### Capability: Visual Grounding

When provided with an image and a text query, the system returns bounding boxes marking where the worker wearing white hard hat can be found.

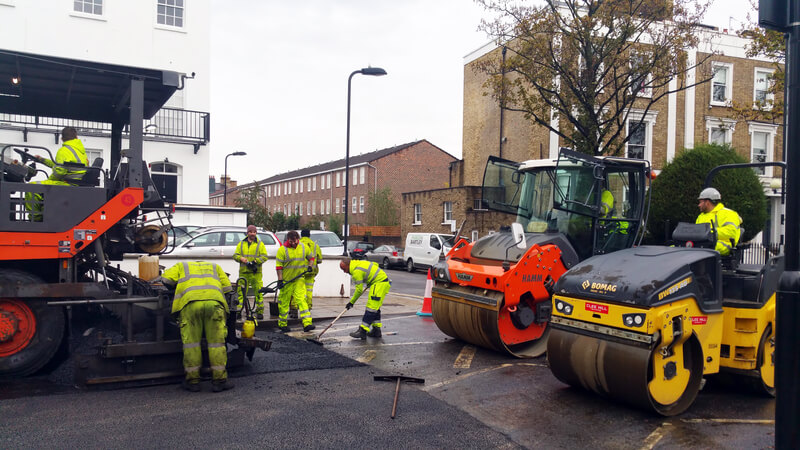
[696,187,742,256]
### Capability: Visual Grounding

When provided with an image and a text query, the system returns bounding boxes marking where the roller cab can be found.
[432,150,650,357]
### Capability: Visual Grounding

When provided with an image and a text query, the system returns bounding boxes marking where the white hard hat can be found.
[698,187,721,201]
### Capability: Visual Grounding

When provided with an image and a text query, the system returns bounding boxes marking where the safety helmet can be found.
[698,187,721,201]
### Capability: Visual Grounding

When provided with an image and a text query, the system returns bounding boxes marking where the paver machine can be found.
[0,50,267,383]
[546,163,782,415]
[430,149,650,357]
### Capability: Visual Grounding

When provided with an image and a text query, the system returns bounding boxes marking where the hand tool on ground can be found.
[373,375,425,419]
[306,306,349,346]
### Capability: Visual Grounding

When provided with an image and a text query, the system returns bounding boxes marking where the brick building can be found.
[216,140,457,240]
[402,26,785,245]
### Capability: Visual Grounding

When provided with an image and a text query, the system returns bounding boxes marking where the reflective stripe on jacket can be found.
[276,242,312,281]
[162,261,232,313]
[44,138,88,183]
[299,236,321,274]
[696,202,742,256]
[233,238,268,274]
[349,260,389,304]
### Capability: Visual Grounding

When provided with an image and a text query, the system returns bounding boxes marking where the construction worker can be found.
[696,187,742,256]
[233,225,268,319]
[275,230,315,333]
[340,258,391,339]
[299,229,322,310]
[160,261,234,393]
[24,126,89,221]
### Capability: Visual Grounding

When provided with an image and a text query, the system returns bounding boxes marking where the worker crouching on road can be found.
[340,258,391,339]
[276,230,315,333]
[160,261,234,393]
[696,187,742,256]
[233,225,268,319]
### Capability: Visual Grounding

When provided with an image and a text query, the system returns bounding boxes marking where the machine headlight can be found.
[432,262,451,282]
[622,313,646,328]
[555,299,573,315]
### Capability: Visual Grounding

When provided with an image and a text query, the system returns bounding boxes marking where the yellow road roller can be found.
[547,222,778,416]
[432,150,650,357]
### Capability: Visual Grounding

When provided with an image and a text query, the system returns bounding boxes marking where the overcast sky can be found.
[209,0,754,186]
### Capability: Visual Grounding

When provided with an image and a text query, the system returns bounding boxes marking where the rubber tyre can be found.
[381,258,390,270]
[0,270,65,378]
[406,259,415,273]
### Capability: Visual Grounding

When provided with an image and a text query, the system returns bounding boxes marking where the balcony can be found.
[0,107,210,152]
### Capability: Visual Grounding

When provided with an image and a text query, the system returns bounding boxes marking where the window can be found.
[754,68,775,109]
[342,198,347,213]
[705,117,737,145]
[157,0,184,28]
[268,185,272,197]
[326,199,331,215]
[749,122,778,177]
[150,161,181,203]
[326,174,331,189]
[313,177,317,191]
[336,172,340,187]
[307,201,311,215]
[413,204,422,225]
[352,169,357,186]
[307,178,311,191]
[296,180,301,193]
[471,230,479,242]
[630,53,651,97]
[443,201,453,223]
[352,197,357,213]
[625,109,657,161]
[190,232,222,247]
[359,196,365,213]
[360,167,366,184]
[473,199,486,211]
[287,182,291,195]
[711,62,733,106]
[74,0,102,15]
[335,198,340,214]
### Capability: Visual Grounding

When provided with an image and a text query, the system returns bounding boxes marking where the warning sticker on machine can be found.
[585,302,609,314]
[691,316,708,325]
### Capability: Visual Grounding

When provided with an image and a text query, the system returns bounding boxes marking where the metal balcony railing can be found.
[0,107,210,150]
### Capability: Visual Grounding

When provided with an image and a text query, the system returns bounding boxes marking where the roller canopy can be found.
[0,49,181,123]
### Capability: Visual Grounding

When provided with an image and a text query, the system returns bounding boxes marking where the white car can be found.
[276,230,344,256]
[170,227,281,258]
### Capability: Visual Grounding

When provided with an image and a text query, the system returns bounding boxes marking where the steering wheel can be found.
[13,148,36,163]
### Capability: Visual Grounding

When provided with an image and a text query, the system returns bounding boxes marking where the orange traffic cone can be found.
[417,268,433,316]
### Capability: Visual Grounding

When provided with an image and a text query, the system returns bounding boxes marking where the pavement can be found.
[238,292,428,330]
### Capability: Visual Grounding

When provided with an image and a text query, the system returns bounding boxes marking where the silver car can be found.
[170,227,281,258]
[365,245,405,270]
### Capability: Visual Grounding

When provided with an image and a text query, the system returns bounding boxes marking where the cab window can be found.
[430,235,441,250]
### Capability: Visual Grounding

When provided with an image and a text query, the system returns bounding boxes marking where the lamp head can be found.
[360,67,387,76]
[233,151,247,156]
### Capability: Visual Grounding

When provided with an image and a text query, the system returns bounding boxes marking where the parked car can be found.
[403,233,455,272]
[168,224,204,247]
[170,227,281,258]
[364,245,404,269]
[276,230,344,256]
[347,241,374,259]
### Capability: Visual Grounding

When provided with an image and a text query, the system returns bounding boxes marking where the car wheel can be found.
[406,259,415,273]
[381,258,390,270]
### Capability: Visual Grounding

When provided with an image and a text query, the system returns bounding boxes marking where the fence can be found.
[739,243,783,265]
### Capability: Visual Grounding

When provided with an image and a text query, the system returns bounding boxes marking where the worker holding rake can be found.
[340,258,391,339]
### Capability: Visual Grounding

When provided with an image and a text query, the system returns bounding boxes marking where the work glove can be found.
[276,280,284,289]
[246,261,258,273]
[345,302,353,310]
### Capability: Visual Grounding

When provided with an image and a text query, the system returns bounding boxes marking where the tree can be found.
[731,0,784,122]
[328,214,344,238]
[647,144,767,244]
[476,0,714,156]
[366,188,400,226]
[234,184,270,229]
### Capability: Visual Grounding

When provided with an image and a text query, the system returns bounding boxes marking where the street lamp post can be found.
[223,151,246,205]
[343,67,387,255]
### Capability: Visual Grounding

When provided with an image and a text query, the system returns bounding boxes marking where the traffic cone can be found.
[417,268,433,316]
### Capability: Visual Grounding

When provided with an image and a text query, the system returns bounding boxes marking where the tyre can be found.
[406,259,415,273]
[381,258,390,270]
[0,269,65,378]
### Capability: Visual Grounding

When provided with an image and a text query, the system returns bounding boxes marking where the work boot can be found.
[303,324,316,332]
[289,309,298,319]
[182,380,200,392]
[212,380,234,393]
[367,327,382,338]
[349,327,367,340]
[279,325,291,333]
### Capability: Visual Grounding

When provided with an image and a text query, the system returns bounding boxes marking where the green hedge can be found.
[647,144,767,244]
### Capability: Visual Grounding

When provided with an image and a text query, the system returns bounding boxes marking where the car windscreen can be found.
[312,233,342,247]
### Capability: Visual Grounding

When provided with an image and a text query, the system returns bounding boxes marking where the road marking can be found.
[453,345,476,369]
[357,350,377,363]
[640,423,671,450]
[422,362,545,392]
[681,418,775,425]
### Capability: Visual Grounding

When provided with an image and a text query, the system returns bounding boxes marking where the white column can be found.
[667,77,678,162]
[684,49,697,150]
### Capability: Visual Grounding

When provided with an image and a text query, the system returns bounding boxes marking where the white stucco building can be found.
[0,0,210,204]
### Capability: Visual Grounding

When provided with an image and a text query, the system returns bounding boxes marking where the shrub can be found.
[647,144,767,244]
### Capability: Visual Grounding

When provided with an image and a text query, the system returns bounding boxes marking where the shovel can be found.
[306,306,349,346]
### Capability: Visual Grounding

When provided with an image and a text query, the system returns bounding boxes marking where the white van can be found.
[404,233,455,272]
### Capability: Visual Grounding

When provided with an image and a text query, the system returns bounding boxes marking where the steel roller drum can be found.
[547,327,702,416]
[432,285,549,358]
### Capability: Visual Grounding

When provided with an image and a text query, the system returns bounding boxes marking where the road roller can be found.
[547,222,778,416]
[431,149,650,357]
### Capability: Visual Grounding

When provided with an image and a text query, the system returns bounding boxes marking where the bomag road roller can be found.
[430,149,651,357]
[0,50,268,384]
[547,218,780,416]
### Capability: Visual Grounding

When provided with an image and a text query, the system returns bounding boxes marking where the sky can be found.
[209,0,755,186]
